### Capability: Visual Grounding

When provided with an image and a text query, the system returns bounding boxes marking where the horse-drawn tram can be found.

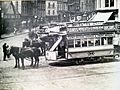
[45,21,120,63]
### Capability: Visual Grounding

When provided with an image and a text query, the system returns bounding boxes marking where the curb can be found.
[1,32,29,39]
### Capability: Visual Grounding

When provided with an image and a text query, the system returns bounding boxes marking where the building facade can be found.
[93,0,120,22]
[21,1,33,20]
[68,0,96,21]
[32,0,46,23]
[45,0,58,23]
[57,0,68,22]
[1,1,21,31]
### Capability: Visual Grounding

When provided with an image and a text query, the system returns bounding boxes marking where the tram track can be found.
[0,68,119,85]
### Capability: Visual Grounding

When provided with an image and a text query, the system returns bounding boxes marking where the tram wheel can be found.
[75,59,84,65]
[114,54,119,60]
[75,60,79,65]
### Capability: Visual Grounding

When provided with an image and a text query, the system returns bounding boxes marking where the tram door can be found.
[58,36,66,58]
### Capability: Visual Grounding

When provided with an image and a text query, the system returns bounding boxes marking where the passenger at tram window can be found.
[88,41,94,46]
[101,37,107,45]
[75,40,81,47]
[104,38,107,45]
[108,37,113,44]
[95,40,100,46]
[82,41,87,47]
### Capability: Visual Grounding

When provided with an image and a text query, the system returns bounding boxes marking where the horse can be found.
[22,39,45,56]
[8,46,42,69]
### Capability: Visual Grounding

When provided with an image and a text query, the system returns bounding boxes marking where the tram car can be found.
[45,21,120,63]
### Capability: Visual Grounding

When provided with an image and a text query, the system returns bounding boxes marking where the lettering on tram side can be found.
[67,26,104,33]
[67,34,114,40]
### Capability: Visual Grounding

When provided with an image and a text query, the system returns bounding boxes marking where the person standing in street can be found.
[2,43,9,61]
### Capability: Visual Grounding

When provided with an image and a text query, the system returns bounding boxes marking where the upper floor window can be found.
[53,3,55,8]
[105,0,114,7]
[48,10,50,15]
[110,0,114,7]
[48,2,50,8]
[105,0,109,7]
[53,10,55,15]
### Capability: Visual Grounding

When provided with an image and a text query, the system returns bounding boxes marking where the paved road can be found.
[0,34,120,90]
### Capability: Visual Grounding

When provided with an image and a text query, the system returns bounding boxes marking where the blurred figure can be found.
[13,27,18,34]
[22,38,31,48]
[2,43,9,61]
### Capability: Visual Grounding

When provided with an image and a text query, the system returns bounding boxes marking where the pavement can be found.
[1,29,29,39]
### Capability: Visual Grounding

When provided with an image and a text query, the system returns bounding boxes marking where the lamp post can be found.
[0,7,2,38]
[34,15,38,31]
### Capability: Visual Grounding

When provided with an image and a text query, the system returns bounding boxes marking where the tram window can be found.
[108,37,113,44]
[101,37,107,45]
[75,39,81,47]
[95,39,100,46]
[88,39,94,46]
[68,40,74,48]
[82,40,87,47]
[95,38,100,46]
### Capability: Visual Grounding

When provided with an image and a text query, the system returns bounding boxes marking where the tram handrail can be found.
[50,36,63,51]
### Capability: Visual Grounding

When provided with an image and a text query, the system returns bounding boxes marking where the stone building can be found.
[92,0,120,22]
[32,0,46,23]
[1,1,21,31]
[57,0,68,22]
[45,0,58,23]
[68,0,96,21]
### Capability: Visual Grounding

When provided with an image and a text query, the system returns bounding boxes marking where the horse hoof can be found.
[22,67,25,70]
[30,64,33,67]
[14,66,17,68]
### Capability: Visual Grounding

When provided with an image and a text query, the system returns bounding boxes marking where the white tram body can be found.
[46,21,120,61]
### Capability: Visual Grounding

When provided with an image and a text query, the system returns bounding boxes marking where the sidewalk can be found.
[1,29,29,39]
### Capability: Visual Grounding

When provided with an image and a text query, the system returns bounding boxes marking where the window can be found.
[75,39,81,47]
[53,3,55,8]
[105,0,109,7]
[48,10,50,15]
[105,0,114,7]
[110,0,114,7]
[88,39,94,46]
[101,37,107,45]
[48,2,50,8]
[68,40,74,48]
[95,38,100,46]
[108,37,113,44]
[53,10,55,15]
[82,39,87,47]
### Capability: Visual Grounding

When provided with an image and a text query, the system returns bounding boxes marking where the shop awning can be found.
[92,12,113,22]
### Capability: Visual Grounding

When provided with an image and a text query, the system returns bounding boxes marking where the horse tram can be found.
[45,21,120,64]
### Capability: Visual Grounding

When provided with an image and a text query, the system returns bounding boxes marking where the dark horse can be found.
[23,39,45,55]
[8,46,41,69]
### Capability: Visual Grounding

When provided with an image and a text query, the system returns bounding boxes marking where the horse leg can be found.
[36,57,39,68]
[34,57,39,68]
[30,57,33,66]
[34,57,37,68]
[21,58,25,70]
[14,57,18,68]
[18,58,20,68]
